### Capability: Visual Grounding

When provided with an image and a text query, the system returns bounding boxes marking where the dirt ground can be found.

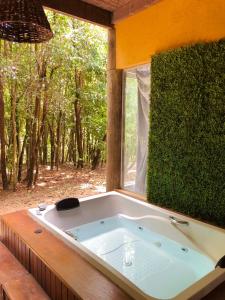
[0,165,106,215]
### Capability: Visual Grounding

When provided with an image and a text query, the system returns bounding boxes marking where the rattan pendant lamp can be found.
[0,0,53,43]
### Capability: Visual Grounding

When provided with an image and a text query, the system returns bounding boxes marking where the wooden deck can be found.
[0,210,131,300]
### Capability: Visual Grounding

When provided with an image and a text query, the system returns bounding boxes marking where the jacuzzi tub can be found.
[29,191,225,300]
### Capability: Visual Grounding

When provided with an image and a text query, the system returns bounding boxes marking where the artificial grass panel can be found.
[147,39,225,226]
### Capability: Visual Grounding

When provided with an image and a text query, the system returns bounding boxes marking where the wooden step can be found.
[3,274,50,300]
[0,242,49,300]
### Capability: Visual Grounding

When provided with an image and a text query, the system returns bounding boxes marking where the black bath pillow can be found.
[55,198,80,211]
[215,255,225,269]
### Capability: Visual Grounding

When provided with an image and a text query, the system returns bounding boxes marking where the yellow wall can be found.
[116,0,225,69]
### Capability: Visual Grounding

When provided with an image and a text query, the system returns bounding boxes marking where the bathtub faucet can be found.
[169,216,189,226]
[38,203,48,212]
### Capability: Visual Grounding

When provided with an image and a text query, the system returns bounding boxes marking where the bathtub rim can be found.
[28,191,225,300]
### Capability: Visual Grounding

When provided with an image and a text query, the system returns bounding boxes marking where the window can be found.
[122,64,150,195]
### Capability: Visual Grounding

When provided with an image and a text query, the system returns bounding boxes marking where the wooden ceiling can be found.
[41,0,160,27]
[83,0,160,22]
[83,0,131,12]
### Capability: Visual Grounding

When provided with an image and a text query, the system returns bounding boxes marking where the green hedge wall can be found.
[147,39,225,227]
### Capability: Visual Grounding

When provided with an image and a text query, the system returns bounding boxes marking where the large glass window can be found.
[122,65,150,195]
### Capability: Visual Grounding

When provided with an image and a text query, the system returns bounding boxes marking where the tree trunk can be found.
[29,44,49,186]
[0,74,8,190]
[91,148,101,170]
[16,98,20,163]
[24,118,31,182]
[18,134,27,182]
[49,120,55,171]
[74,69,83,169]
[61,115,66,164]
[11,82,17,191]
[34,89,48,184]
[27,94,41,188]
[55,111,62,171]
[42,127,48,165]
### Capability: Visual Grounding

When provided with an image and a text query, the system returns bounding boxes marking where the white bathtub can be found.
[29,191,225,300]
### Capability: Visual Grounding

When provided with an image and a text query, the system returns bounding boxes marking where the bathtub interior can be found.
[38,193,225,262]
[66,214,214,299]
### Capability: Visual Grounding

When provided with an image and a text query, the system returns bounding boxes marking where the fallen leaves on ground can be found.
[0,165,106,215]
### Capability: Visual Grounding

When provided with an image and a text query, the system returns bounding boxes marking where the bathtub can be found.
[29,191,225,300]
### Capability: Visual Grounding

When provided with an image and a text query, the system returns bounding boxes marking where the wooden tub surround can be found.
[0,210,131,300]
[1,209,225,300]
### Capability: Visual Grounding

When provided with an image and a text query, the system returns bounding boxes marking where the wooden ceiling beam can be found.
[113,0,161,23]
[41,0,112,28]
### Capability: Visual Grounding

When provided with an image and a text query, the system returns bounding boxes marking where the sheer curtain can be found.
[123,64,150,195]
[135,66,150,194]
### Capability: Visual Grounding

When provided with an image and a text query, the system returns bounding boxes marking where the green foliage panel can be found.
[147,39,225,226]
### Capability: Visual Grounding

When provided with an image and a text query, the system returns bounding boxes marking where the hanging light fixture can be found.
[0,0,53,43]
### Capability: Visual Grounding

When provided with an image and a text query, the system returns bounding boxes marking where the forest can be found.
[0,11,107,191]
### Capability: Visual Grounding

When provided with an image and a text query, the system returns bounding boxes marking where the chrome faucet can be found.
[36,203,48,215]
[169,216,189,226]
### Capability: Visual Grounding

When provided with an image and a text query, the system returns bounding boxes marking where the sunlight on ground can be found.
[50,180,57,184]
[37,182,47,187]
[79,183,106,193]
[80,183,91,189]
[95,185,106,193]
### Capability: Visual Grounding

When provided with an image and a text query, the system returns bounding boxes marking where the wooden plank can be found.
[68,290,76,300]
[0,285,3,300]
[2,290,9,300]
[50,272,56,300]
[106,28,123,191]
[14,233,19,261]
[25,243,30,270]
[3,274,50,300]
[113,0,161,23]
[202,281,225,300]
[37,258,43,286]
[1,211,131,300]
[20,241,26,268]
[82,0,129,12]
[45,266,51,298]
[61,284,68,300]
[41,0,112,28]
[56,277,62,300]
[41,262,46,291]
[30,252,38,281]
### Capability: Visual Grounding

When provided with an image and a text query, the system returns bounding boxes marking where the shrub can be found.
[147,39,225,226]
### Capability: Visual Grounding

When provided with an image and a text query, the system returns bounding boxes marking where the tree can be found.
[0,11,107,191]
[0,72,8,190]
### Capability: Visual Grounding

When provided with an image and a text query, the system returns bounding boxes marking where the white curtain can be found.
[135,65,151,194]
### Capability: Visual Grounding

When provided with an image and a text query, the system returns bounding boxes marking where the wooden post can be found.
[106,28,123,191]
